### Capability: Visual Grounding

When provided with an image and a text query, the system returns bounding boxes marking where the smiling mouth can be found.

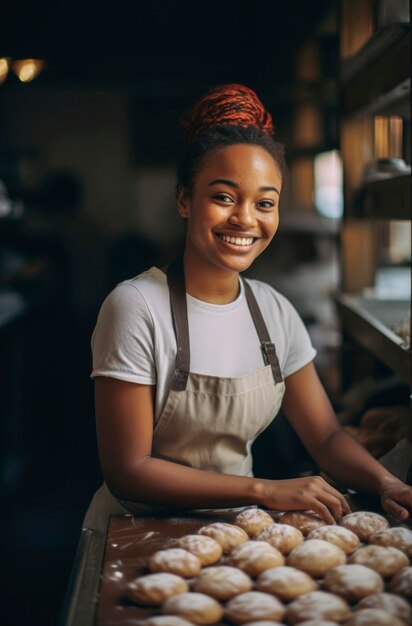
[216,233,257,246]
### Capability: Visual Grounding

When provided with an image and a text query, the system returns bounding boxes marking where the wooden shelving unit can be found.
[341,26,410,117]
[337,5,411,391]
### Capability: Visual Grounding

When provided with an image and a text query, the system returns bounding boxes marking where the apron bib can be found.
[83,258,285,533]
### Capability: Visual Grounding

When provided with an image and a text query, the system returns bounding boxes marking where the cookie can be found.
[390,566,412,600]
[176,534,222,566]
[192,565,252,600]
[286,590,350,624]
[162,592,223,626]
[356,592,412,624]
[225,591,285,624]
[340,511,389,542]
[256,523,304,554]
[227,540,284,577]
[234,508,274,537]
[344,608,405,625]
[148,548,201,577]
[278,510,326,535]
[198,522,249,552]
[348,545,409,578]
[256,565,317,601]
[307,525,360,554]
[286,539,346,578]
[127,572,188,605]
[322,564,383,602]
[370,526,412,559]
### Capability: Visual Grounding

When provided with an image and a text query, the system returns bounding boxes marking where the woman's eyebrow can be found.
[207,179,280,195]
[207,178,238,188]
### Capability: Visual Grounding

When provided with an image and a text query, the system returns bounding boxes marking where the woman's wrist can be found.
[249,477,271,508]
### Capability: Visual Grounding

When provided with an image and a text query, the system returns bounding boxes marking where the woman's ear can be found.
[177,186,190,219]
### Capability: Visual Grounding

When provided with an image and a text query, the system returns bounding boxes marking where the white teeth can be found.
[220,234,254,246]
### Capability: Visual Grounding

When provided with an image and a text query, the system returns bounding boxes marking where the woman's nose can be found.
[228,202,257,228]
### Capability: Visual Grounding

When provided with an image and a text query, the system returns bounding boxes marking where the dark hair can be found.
[177,124,286,192]
[176,84,287,198]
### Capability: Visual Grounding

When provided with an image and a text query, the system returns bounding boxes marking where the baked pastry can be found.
[143,617,196,626]
[340,511,389,542]
[278,510,326,535]
[162,592,223,626]
[307,525,360,554]
[192,565,252,600]
[286,590,350,624]
[389,566,412,600]
[286,539,346,578]
[370,526,412,559]
[356,592,412,624]
[344,608,405,625]
[148,548,202,577]
[127,572,188,605]
[227,540,284,577]
[322,564,383,602]
[198,522,249,552]
[176,534,222,566]
[256,523,304,554]
[224,591,285,624]
[348,545,409,578]
[256,565,317,601]
[234,508,274,537]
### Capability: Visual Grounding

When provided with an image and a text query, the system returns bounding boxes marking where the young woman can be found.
[83,84,412,534]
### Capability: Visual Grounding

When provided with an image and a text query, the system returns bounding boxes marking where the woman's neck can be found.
[182,251,240,304]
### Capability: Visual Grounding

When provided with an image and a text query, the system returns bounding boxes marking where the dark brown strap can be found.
[242,278,283,384]
[167,256,283,390]
[167,256,190,391]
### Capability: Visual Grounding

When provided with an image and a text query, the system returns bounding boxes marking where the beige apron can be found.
[83,257,285,534]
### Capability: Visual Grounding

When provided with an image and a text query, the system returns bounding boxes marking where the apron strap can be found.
[167,256,190,391]
[242,278,284,384]
[167,256,283,389]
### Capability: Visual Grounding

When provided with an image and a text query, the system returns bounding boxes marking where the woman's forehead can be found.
[197,144,282,185]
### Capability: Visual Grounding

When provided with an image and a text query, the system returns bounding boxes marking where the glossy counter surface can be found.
[61,495,411,626]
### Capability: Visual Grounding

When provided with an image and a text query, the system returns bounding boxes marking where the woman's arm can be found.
[95,376,348,522]
[282,361,412,521]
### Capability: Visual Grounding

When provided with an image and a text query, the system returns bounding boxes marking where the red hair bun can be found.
[180,83,275,143]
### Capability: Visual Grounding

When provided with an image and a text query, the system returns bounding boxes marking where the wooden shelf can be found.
[341,26,410,117]
[336,294,410,384]
[355,173,411,220]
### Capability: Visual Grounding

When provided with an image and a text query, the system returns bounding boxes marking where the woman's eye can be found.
[214,193,233,203]
[257,200,276,210]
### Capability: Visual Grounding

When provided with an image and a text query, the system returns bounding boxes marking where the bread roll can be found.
[256,523,303,554]
[348,545,409,578]
[286,539,346,578]
[322,564,383,602]
[340,511,389,542]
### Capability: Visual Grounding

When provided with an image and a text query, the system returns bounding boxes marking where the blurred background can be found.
[0,1,410,624]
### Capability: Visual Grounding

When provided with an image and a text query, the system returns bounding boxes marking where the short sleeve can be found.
[281,297,317,378]
[90,283,156,384]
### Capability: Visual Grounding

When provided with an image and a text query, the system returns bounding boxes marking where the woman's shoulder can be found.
[99,266,168,317]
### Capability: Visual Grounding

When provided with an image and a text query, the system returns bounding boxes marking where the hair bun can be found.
[180,83,275,143]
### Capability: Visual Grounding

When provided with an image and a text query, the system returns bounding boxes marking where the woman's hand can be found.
[258,475,351,524]
[379,476,412,522]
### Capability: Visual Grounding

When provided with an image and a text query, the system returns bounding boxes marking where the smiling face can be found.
[178,143,282,276]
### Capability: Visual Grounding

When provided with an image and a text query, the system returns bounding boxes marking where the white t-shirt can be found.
[91,266,316,422]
